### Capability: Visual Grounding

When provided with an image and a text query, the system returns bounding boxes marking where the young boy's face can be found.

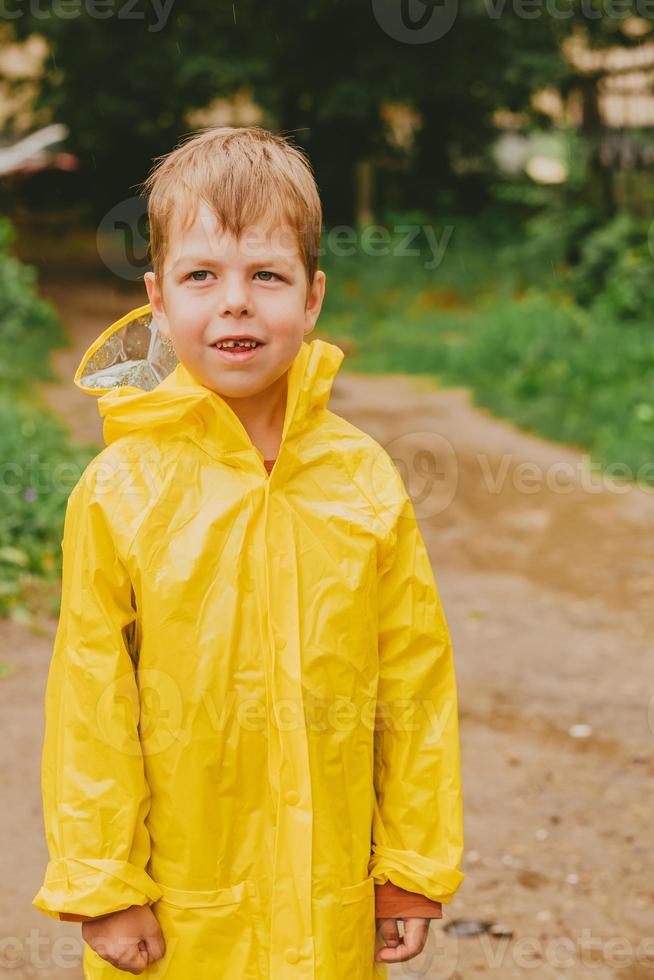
[144,200,325,401]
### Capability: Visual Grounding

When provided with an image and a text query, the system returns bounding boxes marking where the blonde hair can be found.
[138,126,322,295]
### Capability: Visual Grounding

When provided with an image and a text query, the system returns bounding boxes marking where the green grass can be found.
[319,222,654,487]
[0,216,97,621]
[0,395,97,621]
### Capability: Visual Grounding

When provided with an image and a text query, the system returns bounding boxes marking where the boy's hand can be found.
[81,904,165,975]
[375,916,430,963]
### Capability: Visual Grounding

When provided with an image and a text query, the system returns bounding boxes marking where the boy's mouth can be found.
[211,336,265,363]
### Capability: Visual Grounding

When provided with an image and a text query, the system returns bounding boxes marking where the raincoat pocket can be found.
[157,880,253,909]
[340,875,375,907]
[337,876,378,977]
[82,880,265,979]
[153,879,265,979]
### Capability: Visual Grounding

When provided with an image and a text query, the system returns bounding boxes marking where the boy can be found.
[33,126,464,978]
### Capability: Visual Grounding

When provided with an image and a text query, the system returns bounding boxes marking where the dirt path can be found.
[3,282,653,979]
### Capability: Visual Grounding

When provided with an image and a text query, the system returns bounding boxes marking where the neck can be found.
[220,369,289,460]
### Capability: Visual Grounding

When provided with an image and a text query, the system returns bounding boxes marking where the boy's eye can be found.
[186,270,282,282]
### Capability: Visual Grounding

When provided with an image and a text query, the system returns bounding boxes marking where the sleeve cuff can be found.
[32,857,162,921]
[374,881,443,919]
[369,844,465,904]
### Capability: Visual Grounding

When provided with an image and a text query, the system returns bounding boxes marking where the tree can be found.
[5,0,598,223]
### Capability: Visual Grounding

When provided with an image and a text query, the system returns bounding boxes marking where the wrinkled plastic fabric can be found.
[33,303,465,979]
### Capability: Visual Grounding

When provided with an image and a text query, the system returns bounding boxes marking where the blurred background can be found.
[1,3,653,978]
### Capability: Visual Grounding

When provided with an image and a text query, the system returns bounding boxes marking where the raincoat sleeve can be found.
[369,481,465,905]
[32,461,162,922]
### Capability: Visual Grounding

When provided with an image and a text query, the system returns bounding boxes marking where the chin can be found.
[206,376,268,399]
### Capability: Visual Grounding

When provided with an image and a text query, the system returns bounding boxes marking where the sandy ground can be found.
[2,281,653,979]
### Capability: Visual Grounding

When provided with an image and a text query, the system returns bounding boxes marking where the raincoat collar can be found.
[74,303,345,467]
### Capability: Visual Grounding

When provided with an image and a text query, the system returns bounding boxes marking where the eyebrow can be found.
[173,254,296,271]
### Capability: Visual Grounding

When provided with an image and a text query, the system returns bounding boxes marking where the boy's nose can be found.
[217,274,253,317]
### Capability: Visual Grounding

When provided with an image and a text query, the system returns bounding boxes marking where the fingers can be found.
[375,916,430,963]
[87,927,166,974]
[120,944,150,975]
[87,936,150,974]
[377,917,401,947]
[142,923,167,963]
[82,906,167,973]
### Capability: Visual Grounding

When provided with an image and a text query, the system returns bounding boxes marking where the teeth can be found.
[216,340,259,349]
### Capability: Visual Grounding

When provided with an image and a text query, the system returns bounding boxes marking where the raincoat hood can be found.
[74,302,345,457]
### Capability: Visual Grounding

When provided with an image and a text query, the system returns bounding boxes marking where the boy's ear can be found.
[303,270,326,336]
[144,270,172,340]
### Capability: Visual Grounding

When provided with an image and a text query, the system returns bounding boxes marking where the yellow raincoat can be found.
[33,304,464,978]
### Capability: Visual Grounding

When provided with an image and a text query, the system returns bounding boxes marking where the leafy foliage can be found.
[319,214,654,485]
[0,399,93,619]
[570,215,654,321]
[0,218,95,619]
[0,217,69,389]
[6,0,564,222]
